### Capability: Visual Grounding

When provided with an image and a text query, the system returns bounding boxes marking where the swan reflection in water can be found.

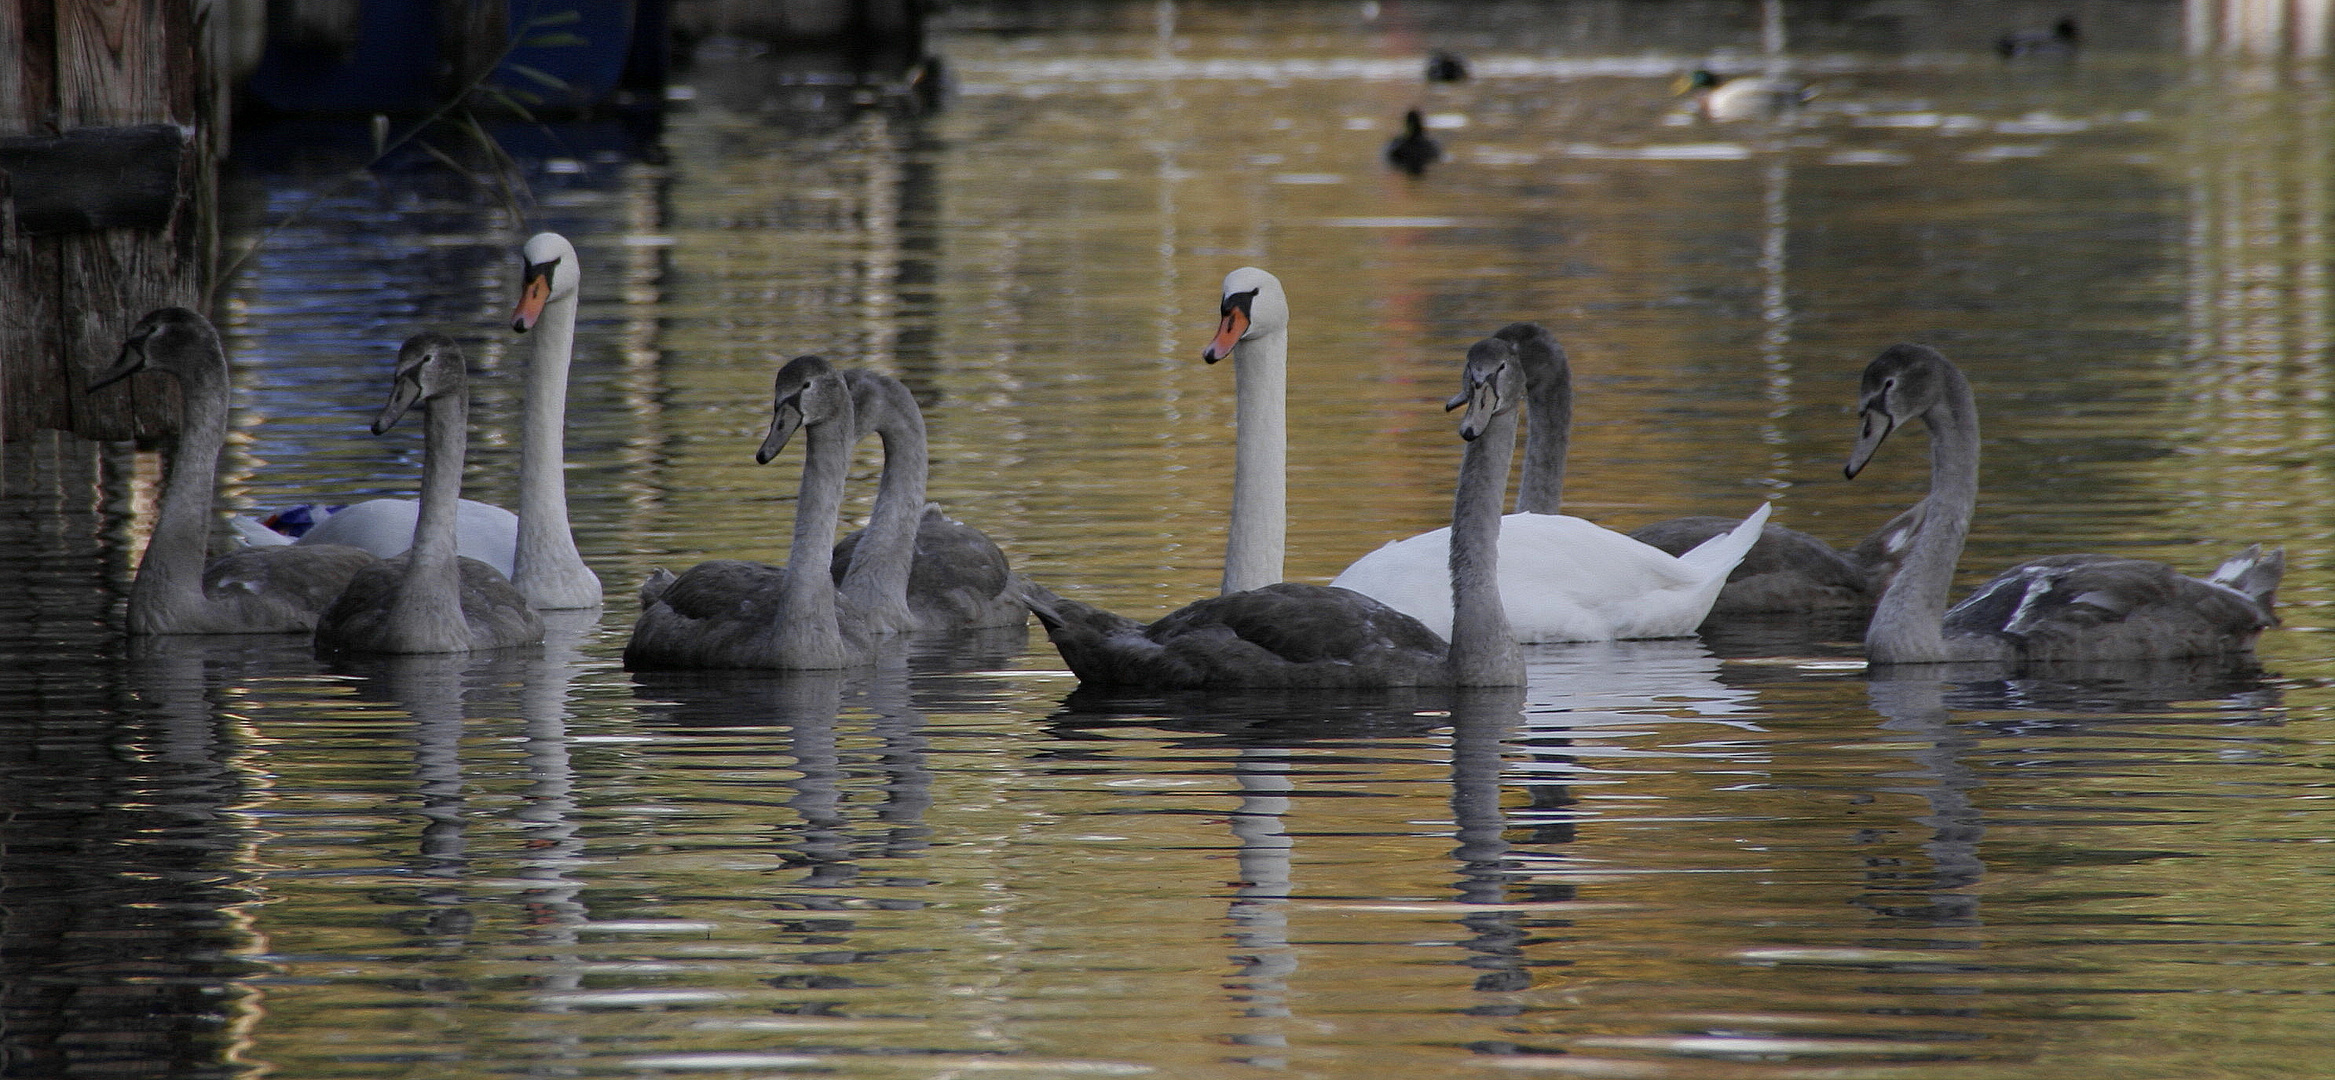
[22,637,315,1079]
[1855,658,2281,926]
[625,641,1010,1011]
[1045,677,1590,1057]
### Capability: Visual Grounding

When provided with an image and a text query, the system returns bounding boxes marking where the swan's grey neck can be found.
[134,348,231,629]
[1448,406,1524,686]
[777,404,854,664]
[512,286,599,608]
[391,376,473,651]
[839,372,927,631]
[1223,324,1287,595]
[1513,343,1573,516]
[1865,370,1991,664]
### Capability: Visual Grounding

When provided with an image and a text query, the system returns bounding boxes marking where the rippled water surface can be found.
[7,2,2335,1077]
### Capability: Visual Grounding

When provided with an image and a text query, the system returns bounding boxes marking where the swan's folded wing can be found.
[651,560,790,622]
[1155,583,1444,662]
[1945,554,2276,659]
[207,543,379,614]
[625,560,799,670]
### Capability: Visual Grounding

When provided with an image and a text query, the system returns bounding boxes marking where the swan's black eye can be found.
[1221,288,1258,317]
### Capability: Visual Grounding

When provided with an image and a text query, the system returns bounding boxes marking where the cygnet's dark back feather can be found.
[206,544,383,618]
[1028,582,1453,690]
[831,505,1027,631]
[1942,550,2279,662]
[317,554,542,653]
[1630,511,1918,615]
[624,558,875,670]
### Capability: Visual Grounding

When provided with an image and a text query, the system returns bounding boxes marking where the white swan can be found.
[296,232,602,610]
[1026,334,1525,690]
[622,356,881,671]
[316,335,543,654]
[1203,267,1289,595]
[1846,343,2282,664]
[1331,322,1769,642]
[87,309,381,635]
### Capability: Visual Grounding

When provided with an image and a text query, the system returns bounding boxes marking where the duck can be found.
[1330,321,1771,642]
[1425,51,1469,83]
[1998,18,2080,58]
[85,308,382,635]
[1675,69,1814,122]
[1386,109,1443,175]
[314,334,544,654]
[623,356,884,671]
[295,232,602,610]
[1024,333,1527,690]
[761,365,1029,633]
[1844,343,2281,665]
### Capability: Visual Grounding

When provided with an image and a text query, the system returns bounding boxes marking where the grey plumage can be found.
[1495,318,1909,615]
[1027,333,1525,690]
[1846,343,2281,665]
[1935,549,2281,663]
[315,334,543,654]
[624,356,877,671]
[319,552,544,654]
[763,366,1029,634]
[832,504,1024,631]
[1629,509,1919,614]
[87,308,380,635]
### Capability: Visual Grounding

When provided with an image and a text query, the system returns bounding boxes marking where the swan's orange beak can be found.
[1202,306,1248,363]
[512,263,554,333]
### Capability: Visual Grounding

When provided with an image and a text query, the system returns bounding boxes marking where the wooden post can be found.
[1,0,221,444]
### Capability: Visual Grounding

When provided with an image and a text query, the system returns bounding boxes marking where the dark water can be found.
[7,2,2335,1077]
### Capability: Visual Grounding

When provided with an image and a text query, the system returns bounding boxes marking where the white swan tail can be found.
[1674,501,1773,579]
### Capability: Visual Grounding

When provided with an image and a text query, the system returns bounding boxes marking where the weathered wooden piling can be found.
[1,0,222,443]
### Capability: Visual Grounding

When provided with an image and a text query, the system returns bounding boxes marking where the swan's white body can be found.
[295,499,519,575]
[1330,320,1770,642]
[1332,504,1770,642]
[293,232,601,609]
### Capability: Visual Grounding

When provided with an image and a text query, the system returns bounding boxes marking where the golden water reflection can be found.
[9,4,2335,1079]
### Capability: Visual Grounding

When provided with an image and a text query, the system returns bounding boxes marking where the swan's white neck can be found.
[1222,324,1287,595]
[512,286,601,609]
[1865,374,1991,664]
